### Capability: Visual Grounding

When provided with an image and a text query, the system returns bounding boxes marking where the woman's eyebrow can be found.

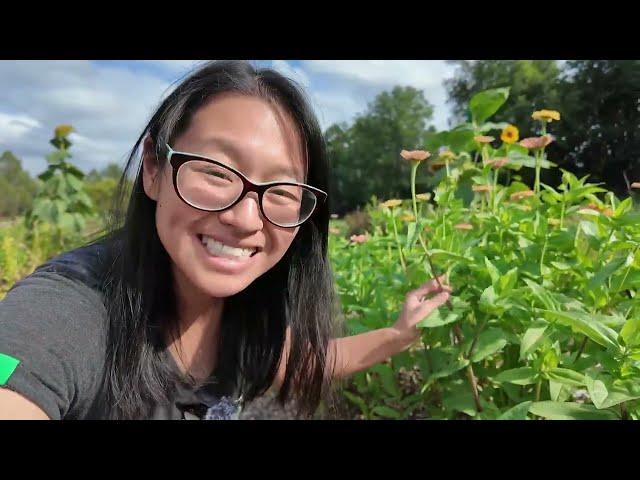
[201,136,303,182]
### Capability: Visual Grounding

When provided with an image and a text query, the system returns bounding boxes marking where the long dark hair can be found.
[99,60,341,419]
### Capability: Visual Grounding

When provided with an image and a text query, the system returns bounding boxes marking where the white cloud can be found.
[0,60,173,175]
[299,60,456,131]
[0,112,41,144]
[0,60,457,177]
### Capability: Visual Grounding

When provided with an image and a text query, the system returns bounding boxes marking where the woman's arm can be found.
[272,275,452,389]
[0,389,50,420]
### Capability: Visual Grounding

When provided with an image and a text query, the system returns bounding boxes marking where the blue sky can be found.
[0,60,457,176]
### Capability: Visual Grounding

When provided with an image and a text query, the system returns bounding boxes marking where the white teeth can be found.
[201,235,255,258]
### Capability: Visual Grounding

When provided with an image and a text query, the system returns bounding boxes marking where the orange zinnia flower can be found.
[474,135,494,144]
[400,150,431,162]
[519,134,555,150]
[380,199,403,209]
[510,190,535,201]
[350,233,369,244]
[487,157,509,169]
[453,223,473,231]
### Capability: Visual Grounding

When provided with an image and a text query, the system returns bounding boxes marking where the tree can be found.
[554,60,640,197]
[326,86,435,213]
[445,60,562,136]
[0,151,38,218]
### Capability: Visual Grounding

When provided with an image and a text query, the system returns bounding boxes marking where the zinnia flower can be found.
[380,199,403,209]
[350,233,369,244]
[472,184,494,192]
[500,125,519,144]
[453,223,473,231]
[400,150,431,162]
[416,193,431,202]
[474,135,494,144]
[487,157,509,168]
[519,134,555,150]
[532,110,561,122]
[399,213,416,222]
[510,190,535,201]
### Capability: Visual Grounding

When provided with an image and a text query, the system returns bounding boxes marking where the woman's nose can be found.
[217,191,264,232]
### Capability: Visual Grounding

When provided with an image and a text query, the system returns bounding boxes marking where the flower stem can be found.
[391,213,407,272]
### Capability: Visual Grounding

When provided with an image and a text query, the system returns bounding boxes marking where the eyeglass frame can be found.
[164,143,327,228]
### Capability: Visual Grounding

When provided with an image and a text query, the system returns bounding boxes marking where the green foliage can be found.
[25,125,95,241]
[330,87,640,420]
[0,151,38,218]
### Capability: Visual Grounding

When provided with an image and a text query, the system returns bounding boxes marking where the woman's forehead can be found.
[182,94,307,181]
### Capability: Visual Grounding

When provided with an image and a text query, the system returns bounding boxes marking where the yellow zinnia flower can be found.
[500,125,519,144]
[399,213,416,222]
[416,193,432,202]
[532,110,561,122]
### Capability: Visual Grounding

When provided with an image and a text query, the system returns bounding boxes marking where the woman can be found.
[0,60,452,420]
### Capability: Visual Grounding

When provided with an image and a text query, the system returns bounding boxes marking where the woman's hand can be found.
[391,274,453,346]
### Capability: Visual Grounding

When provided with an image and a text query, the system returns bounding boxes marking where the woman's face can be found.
[143,93,306,300]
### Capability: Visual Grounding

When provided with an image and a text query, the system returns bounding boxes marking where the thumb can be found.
[416,291,451,317]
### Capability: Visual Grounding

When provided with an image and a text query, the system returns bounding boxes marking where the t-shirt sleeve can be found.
[0,271,108,420]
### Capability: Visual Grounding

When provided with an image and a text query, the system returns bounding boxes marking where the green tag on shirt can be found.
[0,353,20,385]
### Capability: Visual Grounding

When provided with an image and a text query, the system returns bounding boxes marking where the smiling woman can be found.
[0,60,450,420]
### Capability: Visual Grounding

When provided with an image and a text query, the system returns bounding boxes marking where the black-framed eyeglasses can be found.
[166,144,327,228]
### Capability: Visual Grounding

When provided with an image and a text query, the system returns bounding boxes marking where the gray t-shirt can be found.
[0,243,243,420]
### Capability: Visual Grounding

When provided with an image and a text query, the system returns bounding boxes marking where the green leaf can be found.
[523,279,557,311]
[497,401,532,420]
[545,368,586,387]
[417,308,460,328]
[478,121,510,133]
[470,328,507,363]
[542,310,619,351]
[405,221,418,250]
[549,380,570,402]
[342,391,368,415]
[370,364,400,397]
[529,401,618,420]
[479,285,498,313]
[428,358,470,381]
[621,317,640,348]
[499,267,518,294]
[469,87,510,124]
[585,375,640,409]
[494,367,538,385]
[520,322,548,360]
[588,257,626,290]
[371,406,401,419]
[484,257,501,285]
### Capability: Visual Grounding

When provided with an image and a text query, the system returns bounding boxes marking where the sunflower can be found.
[54,124,74,138]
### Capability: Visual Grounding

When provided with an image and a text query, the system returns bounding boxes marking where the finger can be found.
[415,291,451,315]
[409,275,450,299]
